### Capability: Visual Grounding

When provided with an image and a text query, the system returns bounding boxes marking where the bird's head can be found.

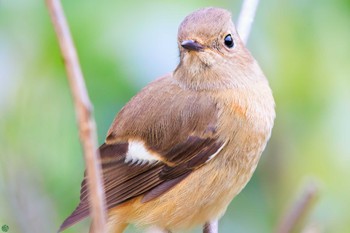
[174,7,262,90]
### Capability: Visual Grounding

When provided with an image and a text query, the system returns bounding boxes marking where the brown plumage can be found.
[59,7,275,233]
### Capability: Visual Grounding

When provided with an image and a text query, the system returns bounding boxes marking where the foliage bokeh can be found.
[1,0,349,232]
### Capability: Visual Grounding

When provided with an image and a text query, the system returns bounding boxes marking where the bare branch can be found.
[203,220,219,233]
[45,0,107,232]
[276,182,319,233]
[237,0,260,44]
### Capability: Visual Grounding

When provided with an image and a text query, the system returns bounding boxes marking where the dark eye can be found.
[224,34,234,48]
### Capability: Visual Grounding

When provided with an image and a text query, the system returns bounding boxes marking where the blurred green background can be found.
[1,0,349,232]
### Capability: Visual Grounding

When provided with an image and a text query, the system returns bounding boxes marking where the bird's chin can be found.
[180,54,207,76]
[183,50,217,69]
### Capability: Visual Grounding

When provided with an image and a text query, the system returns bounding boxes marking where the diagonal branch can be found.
[237,0,261,44]
[276,182,319,233]
[45,0,107,232]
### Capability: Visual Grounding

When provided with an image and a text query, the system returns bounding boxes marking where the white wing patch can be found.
[206,141,227,163]
[125,141,159,165]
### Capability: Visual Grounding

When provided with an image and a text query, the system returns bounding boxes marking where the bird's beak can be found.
[181,40,204,51]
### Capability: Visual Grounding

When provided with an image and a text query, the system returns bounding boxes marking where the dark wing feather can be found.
[143,137,224,201]
[159,137,222,180]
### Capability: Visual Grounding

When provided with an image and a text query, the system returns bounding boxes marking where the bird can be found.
[59,7,275,233]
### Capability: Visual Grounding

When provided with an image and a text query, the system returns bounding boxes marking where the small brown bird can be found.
[59,7,275,233]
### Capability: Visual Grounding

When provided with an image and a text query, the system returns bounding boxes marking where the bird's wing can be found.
[59,77,226,231]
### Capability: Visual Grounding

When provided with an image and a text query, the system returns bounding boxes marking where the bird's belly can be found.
[115,147,262,231]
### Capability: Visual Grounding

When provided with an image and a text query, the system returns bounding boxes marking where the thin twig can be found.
[45,0,107,232]
[276,182,319,233]
[203,220,219,233]
[237,0,260,44]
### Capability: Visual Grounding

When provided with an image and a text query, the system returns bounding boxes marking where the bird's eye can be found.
[224,34,234,48]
